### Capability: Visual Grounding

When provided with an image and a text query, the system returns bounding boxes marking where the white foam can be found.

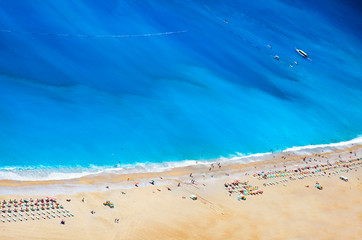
[0,136,361,181]
[283,136,362,154]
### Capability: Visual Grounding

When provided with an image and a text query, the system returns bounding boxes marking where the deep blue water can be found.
[0,0,361,170]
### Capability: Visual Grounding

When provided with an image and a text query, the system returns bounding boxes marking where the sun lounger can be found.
[1,219,5,223]
[31,216,35,220]
[18,218,22,221]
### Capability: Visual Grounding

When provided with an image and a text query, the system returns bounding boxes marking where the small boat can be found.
[296,48,308,58]
[273,55,280,60]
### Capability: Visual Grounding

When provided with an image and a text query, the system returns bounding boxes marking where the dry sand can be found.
[0,146,361,240]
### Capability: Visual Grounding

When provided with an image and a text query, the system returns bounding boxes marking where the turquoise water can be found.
[0,0,361,178]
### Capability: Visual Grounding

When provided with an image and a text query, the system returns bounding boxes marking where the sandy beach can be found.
[1,146,361,240]
[1,1,361,239]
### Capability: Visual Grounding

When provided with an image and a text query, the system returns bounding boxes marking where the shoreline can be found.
[0,144,361,239]
[1,136,361,183]
[1,142,361,193]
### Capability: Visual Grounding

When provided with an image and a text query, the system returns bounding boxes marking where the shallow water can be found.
[0,1,361,175]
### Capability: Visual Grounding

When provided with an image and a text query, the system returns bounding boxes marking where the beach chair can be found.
[24,217,27,221]
[1,219,5,223]
[7,218,10,222]
[36,216,40,220]
[18,218,22,221]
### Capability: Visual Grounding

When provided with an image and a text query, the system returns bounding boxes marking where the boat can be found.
[296,48,308,58]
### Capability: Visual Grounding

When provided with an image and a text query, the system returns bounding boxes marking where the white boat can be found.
[296,48,308,58]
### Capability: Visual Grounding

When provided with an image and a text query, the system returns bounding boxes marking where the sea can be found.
[0,0,361,181]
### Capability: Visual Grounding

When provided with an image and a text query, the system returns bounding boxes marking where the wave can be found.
[0,136,361,182]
